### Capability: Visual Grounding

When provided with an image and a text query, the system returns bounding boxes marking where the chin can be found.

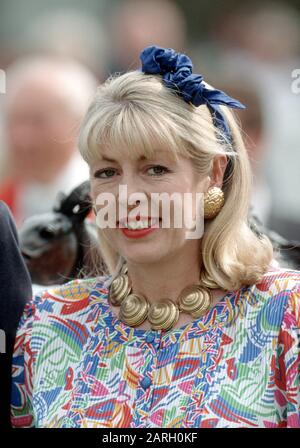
[120,247,164,266]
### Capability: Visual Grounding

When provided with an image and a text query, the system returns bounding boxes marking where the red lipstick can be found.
[118,216,160,239]
[120,227,158,238]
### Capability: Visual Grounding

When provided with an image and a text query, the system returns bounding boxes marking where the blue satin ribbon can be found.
[140,45,246,143]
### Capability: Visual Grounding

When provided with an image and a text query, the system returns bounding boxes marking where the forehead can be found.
[7,81,67,114]
[81,96,192,165]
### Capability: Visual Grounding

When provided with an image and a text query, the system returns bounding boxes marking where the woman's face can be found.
[90,147,210,265]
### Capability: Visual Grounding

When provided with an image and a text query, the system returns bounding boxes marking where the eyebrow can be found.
[100,155,147,163]
[99,150,176,163]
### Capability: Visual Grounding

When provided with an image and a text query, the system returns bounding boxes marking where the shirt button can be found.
[145,333,155,343]
[140,377,152,390]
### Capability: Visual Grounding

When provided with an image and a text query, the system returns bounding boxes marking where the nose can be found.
[118,172,148,214]
[119,169,145,196]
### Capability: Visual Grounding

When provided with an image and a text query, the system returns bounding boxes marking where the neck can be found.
[125,241,203,304]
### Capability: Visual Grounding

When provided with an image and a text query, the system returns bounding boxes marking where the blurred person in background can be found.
[0,56,98,226]
[205,1,300,240]
[107,0,187,72]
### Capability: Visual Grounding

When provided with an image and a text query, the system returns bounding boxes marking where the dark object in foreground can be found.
[0,201,32,428]
[248,212,300,270]
[19,181,105,285]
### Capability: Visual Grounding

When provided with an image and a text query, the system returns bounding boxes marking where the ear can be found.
[209,154,228,188]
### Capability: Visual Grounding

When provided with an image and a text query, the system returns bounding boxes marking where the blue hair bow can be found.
[140,45,246,143]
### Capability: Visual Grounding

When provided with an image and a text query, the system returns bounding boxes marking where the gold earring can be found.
[92,205,97,215]
[204,187,225,219]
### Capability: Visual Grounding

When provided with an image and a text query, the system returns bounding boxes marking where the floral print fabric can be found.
[11,268,300,428]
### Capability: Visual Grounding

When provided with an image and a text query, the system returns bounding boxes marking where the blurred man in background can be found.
[0,56,98,226]
[205,1,300,240]
[107,0,187,72]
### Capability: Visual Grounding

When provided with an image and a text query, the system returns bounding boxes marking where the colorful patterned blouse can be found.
[11,268,300,428]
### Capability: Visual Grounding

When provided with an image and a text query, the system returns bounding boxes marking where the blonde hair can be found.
[78,71,273,291]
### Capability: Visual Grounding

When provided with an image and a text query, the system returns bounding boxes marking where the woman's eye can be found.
[147,165,170,176]
[94,168,116,179]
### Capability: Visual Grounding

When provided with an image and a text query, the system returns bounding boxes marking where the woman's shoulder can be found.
[29,275,112,318]
[247,266,300,325]
[254,266,300,294]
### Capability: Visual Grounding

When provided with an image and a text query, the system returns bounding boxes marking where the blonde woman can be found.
[11,46,300,428]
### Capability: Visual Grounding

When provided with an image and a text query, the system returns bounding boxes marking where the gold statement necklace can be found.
[108,265,218,331]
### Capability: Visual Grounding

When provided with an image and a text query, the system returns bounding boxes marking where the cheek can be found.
[91,187,117,221]
[90,184,97,203]
[90,182,105,203]
[90,178,115,195]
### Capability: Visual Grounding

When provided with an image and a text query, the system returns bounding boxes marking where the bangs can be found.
[78,100,190,164]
